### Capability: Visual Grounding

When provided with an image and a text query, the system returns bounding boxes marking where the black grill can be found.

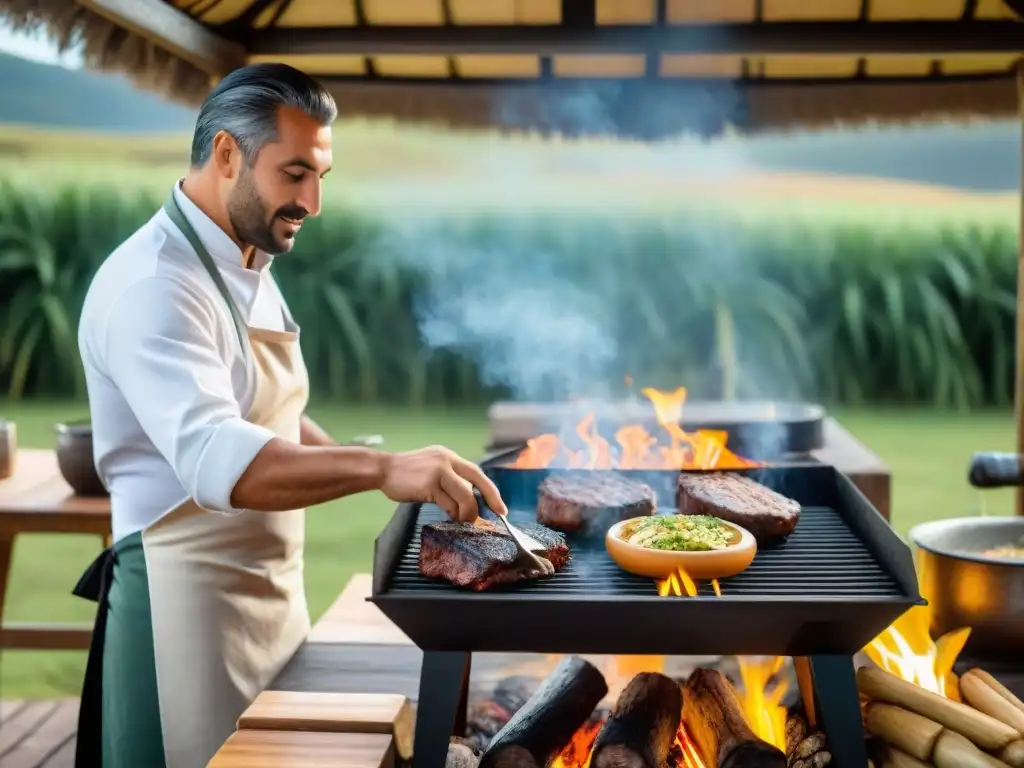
[387,504,904,599]
[371,459,921,768]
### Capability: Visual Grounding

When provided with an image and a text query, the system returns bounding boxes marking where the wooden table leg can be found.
[0,534,14,627]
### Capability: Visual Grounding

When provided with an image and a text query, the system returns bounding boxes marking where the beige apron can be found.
[143,318,310,767]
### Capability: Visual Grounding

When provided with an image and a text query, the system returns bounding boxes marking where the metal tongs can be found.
[473,489,555,576]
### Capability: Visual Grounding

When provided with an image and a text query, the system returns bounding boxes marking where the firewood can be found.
[863,701,1011,768]
[479,655,607,768]
[682,668,787,768]
[590,672,683,768]
[447,742,481,768]
[961,671,1024,734]
[785,708,832,768]
[880,745,932,768]
[857,666,1019,752]
[1001,741,1024,768]
[968,670,1024,718]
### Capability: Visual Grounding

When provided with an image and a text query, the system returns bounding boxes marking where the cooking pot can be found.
[0,419,15,479]
[910,516,1024,660]
[55,420,108,497]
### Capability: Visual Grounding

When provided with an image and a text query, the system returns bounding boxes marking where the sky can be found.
[0,19,82,67]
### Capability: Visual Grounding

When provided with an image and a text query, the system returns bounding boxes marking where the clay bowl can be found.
[0,419,15,480]
[55,420,108,497]
[605,515,757,581]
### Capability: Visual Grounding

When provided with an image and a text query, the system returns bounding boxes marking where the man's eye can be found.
[284,171,303,182]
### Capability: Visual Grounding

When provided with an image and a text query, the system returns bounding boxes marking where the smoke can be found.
[363,78,763,405]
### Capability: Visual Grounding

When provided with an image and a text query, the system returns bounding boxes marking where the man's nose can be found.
[297,179,322,217]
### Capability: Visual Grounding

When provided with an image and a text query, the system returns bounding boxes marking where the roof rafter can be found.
[77,0,245,74]
[243,20,1024,58]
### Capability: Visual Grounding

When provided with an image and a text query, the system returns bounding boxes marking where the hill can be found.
[0,51,1020,192]
[0,51,196,132]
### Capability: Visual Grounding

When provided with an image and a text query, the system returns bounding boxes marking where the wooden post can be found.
[1018,62,1024,516]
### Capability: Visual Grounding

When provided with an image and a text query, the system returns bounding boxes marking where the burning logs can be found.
[589,672,682,768]
[682,668,787,768]
[479,655,608,768]
[858,665,1024,768]
[785,707,833,768]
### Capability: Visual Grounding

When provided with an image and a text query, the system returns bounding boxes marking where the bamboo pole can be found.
[1017,61,1024,516]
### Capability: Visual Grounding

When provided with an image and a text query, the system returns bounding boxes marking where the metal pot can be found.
[55,420,108,497]
[0,419,15,479]
[910,516,1024,660]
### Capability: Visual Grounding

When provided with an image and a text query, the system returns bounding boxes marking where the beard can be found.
[226,166,306,256]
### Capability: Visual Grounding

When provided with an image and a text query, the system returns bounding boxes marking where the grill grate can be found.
[385,503,904,599]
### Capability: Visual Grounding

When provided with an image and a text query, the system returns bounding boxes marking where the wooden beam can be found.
[1016,61,1024,516]
[0,622,92,650]
[77,0,246,75]
[245,20,1024,57]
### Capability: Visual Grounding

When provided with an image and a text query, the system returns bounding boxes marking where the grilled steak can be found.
[536,474,656,534]
[676,472,800,543]
[419,519,570,591]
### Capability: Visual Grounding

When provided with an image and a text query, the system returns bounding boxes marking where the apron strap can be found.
[162,192,249,354]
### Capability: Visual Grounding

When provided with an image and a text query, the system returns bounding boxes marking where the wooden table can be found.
[0,449,110,650]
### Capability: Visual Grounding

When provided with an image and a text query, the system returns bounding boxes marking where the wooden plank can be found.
[77,0,245,75]
[42,737,75,768]
[0,623,93,651]
[1,700,77,768]
[238,691,413,761]
[208,730,394,768]
[0,451,110,537]
[246,20,1024,57]
[0,700,30,722]
[308,573,413,646]
[0,701,59,758]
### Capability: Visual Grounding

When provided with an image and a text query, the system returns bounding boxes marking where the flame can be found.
[736,657,790,751]
[511,386,759,470]
[863,603,971,698]
[656,566,721,598]
[551,720,601,768]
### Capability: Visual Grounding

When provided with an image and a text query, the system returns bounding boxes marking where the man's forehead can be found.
[265,106,332,166]
[272,107,331,145]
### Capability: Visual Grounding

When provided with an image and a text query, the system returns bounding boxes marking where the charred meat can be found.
[676,472,800,543]
[419,519,570,591]
[537,473,657,534]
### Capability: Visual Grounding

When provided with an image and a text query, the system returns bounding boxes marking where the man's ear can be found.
[211,130,241,179]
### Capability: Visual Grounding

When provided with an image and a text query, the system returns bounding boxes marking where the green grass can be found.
[0,401,1015,698]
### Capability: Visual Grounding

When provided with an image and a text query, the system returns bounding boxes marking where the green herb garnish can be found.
[622,515,733,552]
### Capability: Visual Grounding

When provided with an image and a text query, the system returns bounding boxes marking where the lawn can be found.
[0,400,1016,698]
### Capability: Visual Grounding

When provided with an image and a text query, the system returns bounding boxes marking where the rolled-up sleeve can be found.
[102,277,276,514]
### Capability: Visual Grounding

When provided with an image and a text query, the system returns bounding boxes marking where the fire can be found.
[551,720,601,768]
[863,603,971,699]
[735,657,790,751]
[657,567,722,598]
[511,386,759,470]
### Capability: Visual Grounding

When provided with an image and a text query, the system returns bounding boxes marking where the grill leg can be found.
[413,651,471,768]
[808,655,869,768]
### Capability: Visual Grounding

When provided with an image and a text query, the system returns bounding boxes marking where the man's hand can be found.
[379,446,507,523]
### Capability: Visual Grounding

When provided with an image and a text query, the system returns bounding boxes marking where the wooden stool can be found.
[209,730,394,768]
[238,691,414,762]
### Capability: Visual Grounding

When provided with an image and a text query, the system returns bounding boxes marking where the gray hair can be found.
[190,63,337,167]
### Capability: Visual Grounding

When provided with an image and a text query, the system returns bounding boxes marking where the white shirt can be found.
[79,181,302,543]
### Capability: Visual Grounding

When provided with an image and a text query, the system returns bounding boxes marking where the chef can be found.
[72,62,506,768]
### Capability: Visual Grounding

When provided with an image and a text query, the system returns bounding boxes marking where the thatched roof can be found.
[4,0,1024,137]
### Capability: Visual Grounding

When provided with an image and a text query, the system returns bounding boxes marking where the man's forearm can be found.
[300,414,336,447]
[230,437,387,511]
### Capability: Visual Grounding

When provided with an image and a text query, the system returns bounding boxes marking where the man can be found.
[73,63,506,768]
